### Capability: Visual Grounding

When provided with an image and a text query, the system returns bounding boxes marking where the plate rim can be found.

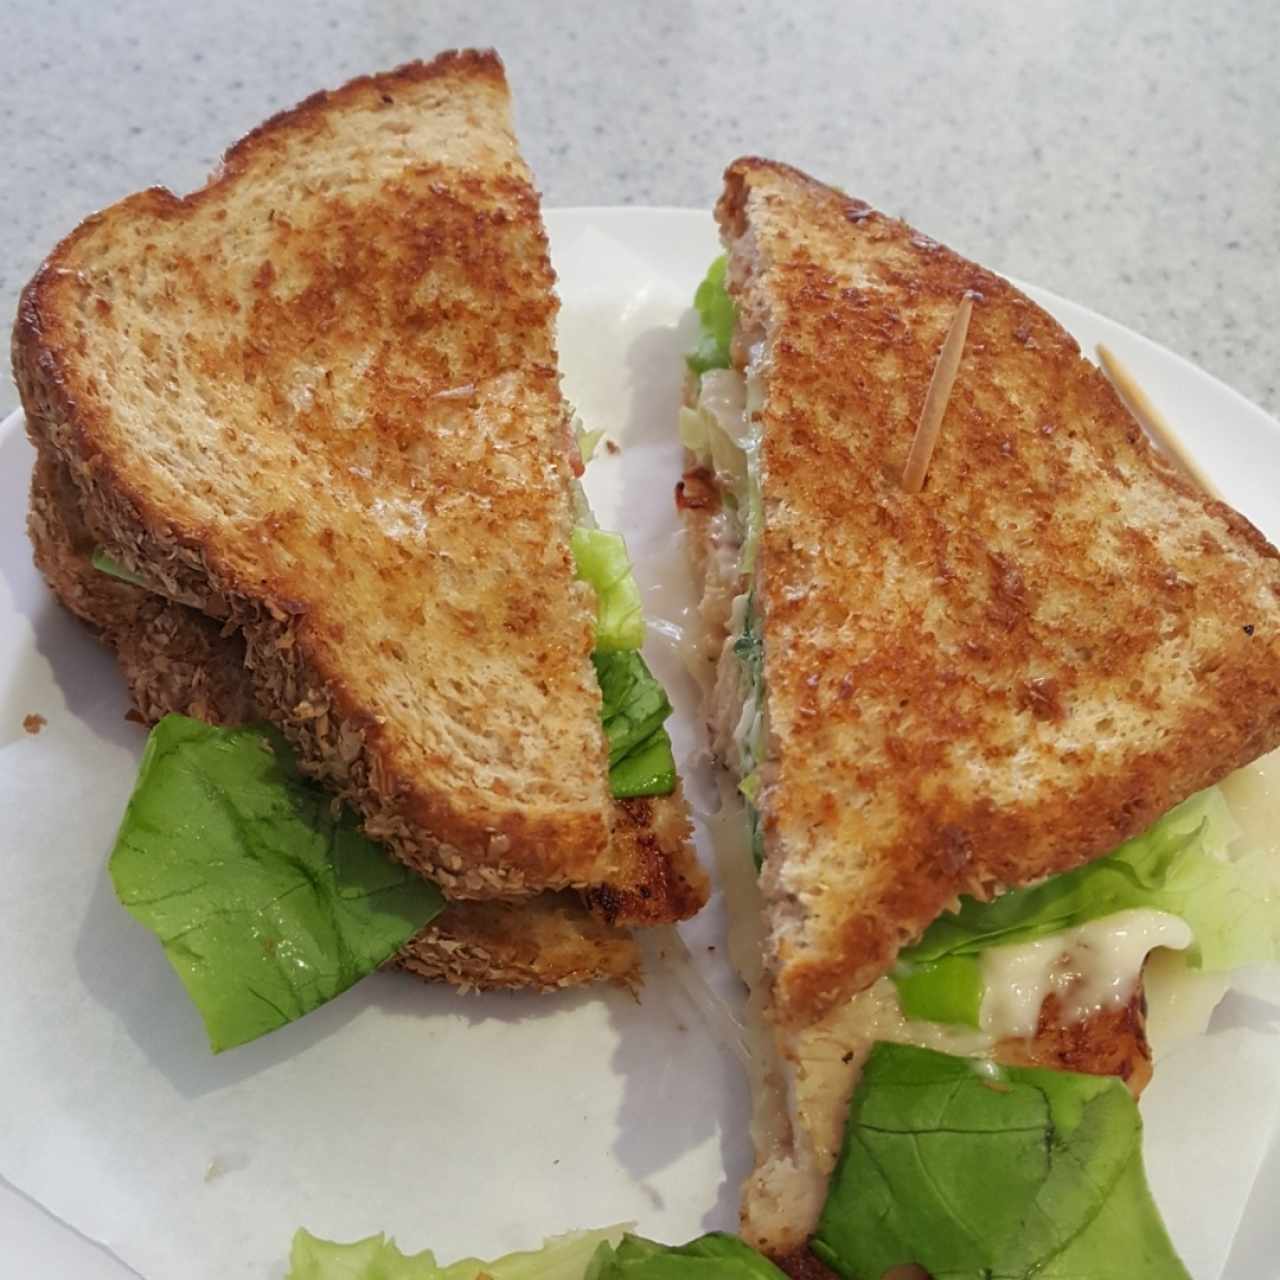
[4,202,1279,1280]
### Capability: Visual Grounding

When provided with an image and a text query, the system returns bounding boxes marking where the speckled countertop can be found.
[3,0,1277,420]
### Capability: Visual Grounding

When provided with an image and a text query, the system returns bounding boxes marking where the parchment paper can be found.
[1,210,1277,1279]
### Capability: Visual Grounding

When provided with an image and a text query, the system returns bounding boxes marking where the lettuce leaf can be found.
[677,404,749,498]
[593,651,671,765]
[686,256,735,375]
[608,728,676,798]
[576,421,606,465]
[732,597,763,688]
[587,1233,785,1280]
[812,1043,1189,1280]
[288,1226,626,1280]
[91,547,148,586]
[894,787,1278,1023]
[110,715,445,1052]
[892,954,983,1027]
[571,527,646,653]
[571,522,676,795]
[594,650,676,798]
[746,802,765,872]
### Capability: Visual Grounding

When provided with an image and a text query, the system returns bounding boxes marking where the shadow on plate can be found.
[361,958,609,1030]
[612,314,698,561]
[606,946,751,1233]
[1209,989,1280,1037]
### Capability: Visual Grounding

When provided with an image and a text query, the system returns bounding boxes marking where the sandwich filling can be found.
[680,257,1280,1270]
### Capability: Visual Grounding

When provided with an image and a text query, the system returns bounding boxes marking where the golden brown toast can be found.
[716,157,1280,1033]
[27,443,644,991]
[398,895,640,992]
[14,52,704,923]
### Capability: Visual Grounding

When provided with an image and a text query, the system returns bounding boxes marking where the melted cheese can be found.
[979,909,1194,1040]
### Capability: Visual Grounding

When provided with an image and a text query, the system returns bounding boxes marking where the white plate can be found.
[2,207,1279,1280]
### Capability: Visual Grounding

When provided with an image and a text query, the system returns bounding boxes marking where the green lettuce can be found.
[746,802,765,872]
[594,651,671,765]
[608,728,676,798]
[91,547,148,586]
[677,404,749,498]
[686,256,735,375]
[594,650,676,798]
[110,715,445,1052]
[732,600,767,871]
[894,786,1278,1024]
[576,422,606,465]
[812,1043,1188,1280]
[587,1233,785,1280]
[571,527,646,653]
[569,529,677,796]
[288,1226,626,1280]
[732,598,763,688]
[892,954,982,1027]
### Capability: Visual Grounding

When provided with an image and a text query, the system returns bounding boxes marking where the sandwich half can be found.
[27,444,652,995]
[680,158,1280,1275]
[15,51,706,1047]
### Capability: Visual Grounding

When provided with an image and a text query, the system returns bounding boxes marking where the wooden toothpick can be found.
[1096,343,1222,501]
[902,295,974,494]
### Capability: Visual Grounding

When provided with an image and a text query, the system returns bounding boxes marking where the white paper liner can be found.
[1,210,1278,1279]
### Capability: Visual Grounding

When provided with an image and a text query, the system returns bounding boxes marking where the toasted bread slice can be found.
[27,443,643,990]
[398,895,640,992]
[716,157,1280,1032]
[13,51,699,914]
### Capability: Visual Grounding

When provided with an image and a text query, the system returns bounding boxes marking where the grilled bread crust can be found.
[398,895,640,992]
[27,443,644,990]
[13,51,625,901]
[718,158,1280,1031]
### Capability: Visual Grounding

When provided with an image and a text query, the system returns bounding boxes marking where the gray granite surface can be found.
[3,0,1277,418]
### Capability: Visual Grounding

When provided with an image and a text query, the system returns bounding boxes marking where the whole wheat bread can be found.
[685,157,1280,1256]
[14,51,704,925]
[717,157,1280,1034]
[28,442,649,990]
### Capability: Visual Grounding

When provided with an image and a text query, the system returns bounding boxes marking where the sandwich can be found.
[27,446,657,1001]
[14,50,707,1051]
[678,158,1280,1277]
